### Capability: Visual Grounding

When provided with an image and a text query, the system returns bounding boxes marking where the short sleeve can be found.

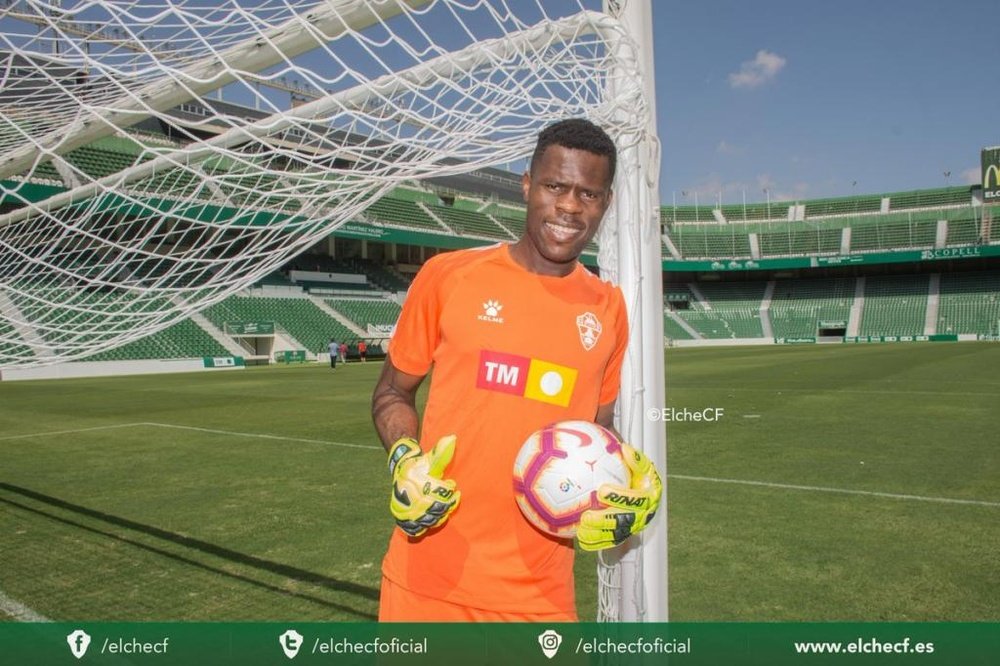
[387,255,447,376]
[598,286,629,405]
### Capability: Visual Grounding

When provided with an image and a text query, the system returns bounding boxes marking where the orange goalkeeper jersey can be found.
[382,243,628,614]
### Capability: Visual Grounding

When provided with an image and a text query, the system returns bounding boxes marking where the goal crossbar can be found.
[0,10,623,232]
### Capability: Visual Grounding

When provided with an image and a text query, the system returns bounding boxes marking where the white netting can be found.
[0,0,647,366]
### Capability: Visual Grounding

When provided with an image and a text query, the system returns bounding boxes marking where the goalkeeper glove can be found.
[387,435,460,537]
[577,442,662,552]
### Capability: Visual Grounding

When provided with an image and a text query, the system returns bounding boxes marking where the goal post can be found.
[597,0,667,622]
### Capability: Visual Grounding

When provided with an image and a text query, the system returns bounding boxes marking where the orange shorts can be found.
[378,576,577,622]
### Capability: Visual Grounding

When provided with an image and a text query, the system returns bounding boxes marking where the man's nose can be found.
[556,190,583,213]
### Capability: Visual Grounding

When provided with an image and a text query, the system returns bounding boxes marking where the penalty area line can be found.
[0,423,149,442]
[0,590,50,622]
[140,422,381,451]
[668,474,1000,508]
[0,421,378,451]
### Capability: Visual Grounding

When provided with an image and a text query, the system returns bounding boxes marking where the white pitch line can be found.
[140,422,381,451]
[0,423,148,442]
[0,590,50,622]
[669,474,1000,508]
[675,385,997,398]
[0,421,379,451]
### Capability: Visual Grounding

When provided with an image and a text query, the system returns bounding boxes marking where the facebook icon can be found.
[66,629,91,659]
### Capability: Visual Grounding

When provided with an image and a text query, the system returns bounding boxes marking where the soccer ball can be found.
[512,420,629,538]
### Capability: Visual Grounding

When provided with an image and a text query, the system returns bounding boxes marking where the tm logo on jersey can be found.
[476,350,578,407]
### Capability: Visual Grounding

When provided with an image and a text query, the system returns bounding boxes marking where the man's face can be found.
[512,144,613,277]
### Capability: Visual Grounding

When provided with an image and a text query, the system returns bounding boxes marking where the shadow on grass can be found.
[0,482,378,620]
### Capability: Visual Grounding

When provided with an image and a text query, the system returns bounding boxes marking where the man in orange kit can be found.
[371,119,662,621]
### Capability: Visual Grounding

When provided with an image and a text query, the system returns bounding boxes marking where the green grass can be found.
[665,343,1000,621]
[1,344,998,621]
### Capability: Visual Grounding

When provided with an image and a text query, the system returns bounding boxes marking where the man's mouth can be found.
[544,220,583,243]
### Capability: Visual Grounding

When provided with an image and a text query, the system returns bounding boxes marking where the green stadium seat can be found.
[859,275,928,336]
[937,271,1000,335]
[770,277,854,338]
[204,295,355,354]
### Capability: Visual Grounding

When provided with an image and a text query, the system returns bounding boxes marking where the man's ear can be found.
[521,171,531,202]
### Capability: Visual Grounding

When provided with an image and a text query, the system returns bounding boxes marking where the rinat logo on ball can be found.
[512,420,629,538]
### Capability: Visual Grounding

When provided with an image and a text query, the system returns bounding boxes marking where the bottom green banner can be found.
[0,623,996,665]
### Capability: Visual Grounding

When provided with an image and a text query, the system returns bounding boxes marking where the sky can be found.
[649,0,1000,205]
[4,0,994,209]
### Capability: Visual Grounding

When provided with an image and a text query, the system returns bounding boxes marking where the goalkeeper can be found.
[371,118,662,622]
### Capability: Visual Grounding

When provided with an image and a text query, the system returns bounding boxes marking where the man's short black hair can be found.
[530,118,617,185]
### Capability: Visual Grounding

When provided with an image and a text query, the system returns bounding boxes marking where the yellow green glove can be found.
[387,435,460,537]
[577,442,662,551]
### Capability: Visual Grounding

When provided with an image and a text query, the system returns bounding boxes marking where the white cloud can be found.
[729,50,787,89]
[960,167,980,184]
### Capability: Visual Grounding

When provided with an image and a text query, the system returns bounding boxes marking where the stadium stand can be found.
[426,203,515,240]
[203,295,355,354]
[662,313,695,340]
[848,212,937,252]
[88,318,229,361]
[365,195,445,231]
[10,116,1000,363]
[937,271,1000,335]
[359,261,410,292]
[661,187,989,260]
[945,213,982,246]
[0,321,32,360]
[888,186,971,211]
[757,224,842,256]
[676,308,761,339]
[691,281,767,310]
[804,194,883,218]
[493,212,527,238]
[859,275,930,336]
[662,201,792,224]
[326,297,401,330]
[666,225,754,259]
[770,277,855,338]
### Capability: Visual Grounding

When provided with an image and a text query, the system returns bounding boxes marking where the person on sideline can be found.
[327,338,338,370]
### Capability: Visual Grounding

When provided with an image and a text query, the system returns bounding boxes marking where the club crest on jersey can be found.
[478,299,504,324]
[576,312,602,350]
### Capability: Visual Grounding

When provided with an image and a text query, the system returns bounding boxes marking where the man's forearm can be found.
[372,386,420,452]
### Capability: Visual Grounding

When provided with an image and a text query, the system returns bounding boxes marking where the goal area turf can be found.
[1,342,998,622]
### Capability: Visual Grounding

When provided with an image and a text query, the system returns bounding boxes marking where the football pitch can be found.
[1,343,998,622]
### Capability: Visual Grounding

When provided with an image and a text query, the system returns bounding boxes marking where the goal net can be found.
[0,0,664,621]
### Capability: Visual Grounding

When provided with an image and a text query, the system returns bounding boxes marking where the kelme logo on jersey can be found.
[477,299,505,323]
[476,350,578,407]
